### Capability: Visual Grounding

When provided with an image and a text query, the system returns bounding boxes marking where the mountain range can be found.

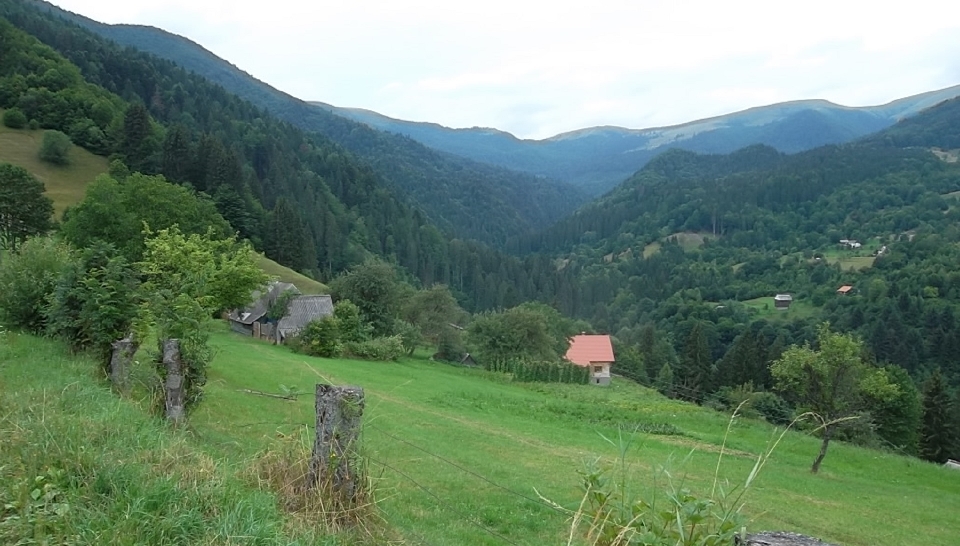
[314,86,960,195]
[26,0,960,201]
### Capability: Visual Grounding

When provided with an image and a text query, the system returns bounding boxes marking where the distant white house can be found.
[839,239,862,249]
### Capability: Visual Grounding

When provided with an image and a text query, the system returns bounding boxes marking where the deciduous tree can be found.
[772,324,897,473]
[0,163,54,252]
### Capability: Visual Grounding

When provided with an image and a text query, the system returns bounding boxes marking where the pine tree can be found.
[677,321,712,402]
[655,362,674,398]
[919,369,954,463]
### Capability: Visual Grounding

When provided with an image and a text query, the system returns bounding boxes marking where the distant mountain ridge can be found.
[313,86,960,195]
[27,0,586,245]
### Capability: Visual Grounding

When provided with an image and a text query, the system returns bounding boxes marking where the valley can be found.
[2,1,960,545]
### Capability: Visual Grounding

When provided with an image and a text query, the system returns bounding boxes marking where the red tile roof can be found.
[837,285,854,293]
[565,334,615,366]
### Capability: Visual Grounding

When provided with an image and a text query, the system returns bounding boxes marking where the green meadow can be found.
[4,325,959,545]
[194,326,959,545]
[0,110,110,217]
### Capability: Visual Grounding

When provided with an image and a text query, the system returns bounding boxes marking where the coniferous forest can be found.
[1,0,959,465]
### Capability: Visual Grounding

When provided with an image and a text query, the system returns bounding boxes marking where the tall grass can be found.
[0,332,330,545]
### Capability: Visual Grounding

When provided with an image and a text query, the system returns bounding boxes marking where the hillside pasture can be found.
[0,109,109,216]
[644,231,715,257]
[256,253,328,294]
[188,326,959,546]
[741,296,821,320]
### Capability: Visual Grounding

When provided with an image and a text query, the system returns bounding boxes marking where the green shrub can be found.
[706,384,795,426]
[2,107,26,129]
[46,243,140,369]
[0,236,74,333]
[345,335,404,361]
[292,317,341,358]
[487,358,590,384]
[38,130,72,165]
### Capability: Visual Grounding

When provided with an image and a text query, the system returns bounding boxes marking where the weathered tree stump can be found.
[109,335,138,395]
[162,339,186,424]
[739,531,840,546]
[308,384,365,499]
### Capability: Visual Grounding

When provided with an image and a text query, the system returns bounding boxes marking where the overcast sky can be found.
[49,0,960,140]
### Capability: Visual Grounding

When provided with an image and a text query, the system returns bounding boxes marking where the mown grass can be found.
[192,324,960,546]
[741,296,821,321]
[256,253,328,294]
[0,331,331,545]
[0,110,109,217]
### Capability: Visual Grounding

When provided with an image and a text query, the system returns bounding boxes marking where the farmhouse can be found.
[565,334,615,386]
[774,294,793,310]
[227,281,300,337]
[228,282,334,343]
[275,294,334,343]
[837,285,855,295]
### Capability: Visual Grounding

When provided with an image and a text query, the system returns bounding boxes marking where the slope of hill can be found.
[0,111,327,293]
[0,111,108,215]
[524,97,960,391]
[203,327,960,545]
[315,86,960,195]
[28,1,587,244]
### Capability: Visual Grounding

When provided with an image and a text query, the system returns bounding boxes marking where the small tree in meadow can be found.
[38,130,72,165]
[772,323,897,473]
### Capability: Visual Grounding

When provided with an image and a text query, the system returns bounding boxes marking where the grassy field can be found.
[818,242,879,271]
[190,325,959,546]
[256,253,329,294]
[741,296,821,321]
[0,110,109,217]
[3,327,959,545]
[643,232,715,257]
[0,332,328,544]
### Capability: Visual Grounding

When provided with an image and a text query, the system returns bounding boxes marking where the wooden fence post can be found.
[109,335,138,395]
[309,384,365,499]
[162,339,186,424]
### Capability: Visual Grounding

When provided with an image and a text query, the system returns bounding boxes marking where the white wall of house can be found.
[590,362,611,386]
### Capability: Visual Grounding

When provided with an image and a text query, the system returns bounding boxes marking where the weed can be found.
[246,426,391,543]
[543,404,813,546]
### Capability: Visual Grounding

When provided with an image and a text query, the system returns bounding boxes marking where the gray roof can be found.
[277,295,334,337]
[228,281,301,325]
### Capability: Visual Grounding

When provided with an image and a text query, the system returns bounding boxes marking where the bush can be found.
[0,236,74,333]
[487,358,590,384]
[2,107,26,129]
[292,317,341,358]
[345,336,404,361]
[706,384,795,426]
[46,243,140,369]
[38,130,72,165]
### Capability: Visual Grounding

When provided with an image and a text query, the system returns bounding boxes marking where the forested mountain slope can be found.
[24,0,586,245]
[0,1,576,314]
[313,87,960,195]
[531,99,960,395]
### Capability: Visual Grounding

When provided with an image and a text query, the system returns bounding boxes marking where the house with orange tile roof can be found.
[565,334,615,386]
[837,285,855,295]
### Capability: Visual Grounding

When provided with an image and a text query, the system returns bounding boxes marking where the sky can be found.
[49,0,960,140]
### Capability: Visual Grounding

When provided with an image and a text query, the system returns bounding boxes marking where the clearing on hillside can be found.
[0,110,109,216]
[256,253,328,294]
[644,232,716,257]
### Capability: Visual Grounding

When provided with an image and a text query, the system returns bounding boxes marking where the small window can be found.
[593,365,602,373]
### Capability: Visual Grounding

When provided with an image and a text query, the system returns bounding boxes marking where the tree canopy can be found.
[0,162,53,252]
[772,324,897,472]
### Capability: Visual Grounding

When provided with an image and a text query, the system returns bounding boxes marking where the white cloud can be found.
[49,0,960,139]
